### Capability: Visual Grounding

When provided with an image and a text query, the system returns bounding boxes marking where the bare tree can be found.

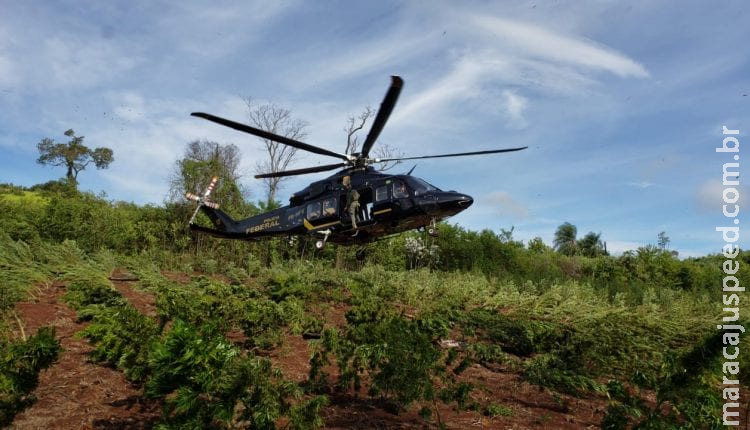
[344,107,403,171]
[371,142,404,172]
[245,98,308,206]
[344,106,373,155]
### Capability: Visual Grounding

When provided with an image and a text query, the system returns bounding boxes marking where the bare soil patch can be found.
[110,269,157,317]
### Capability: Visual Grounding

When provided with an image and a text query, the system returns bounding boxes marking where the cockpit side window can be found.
[322,197,337,216]
[307,201,322,220]
[408,178,439,196]
[393,180,409,198]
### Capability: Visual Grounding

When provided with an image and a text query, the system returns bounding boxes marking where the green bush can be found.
[0,327,61,426]
[317,298,470,415]
[78,303,160,382]
[145,319,324,429]
[154,276,241,330]
[62,273,124,311]
[485,403,513,417]
[523,353,601,396]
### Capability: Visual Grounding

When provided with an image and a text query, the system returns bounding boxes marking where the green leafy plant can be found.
[602,328,739,429]
[145,319,326,429]
[0,327,61,426]
[78,303,160,382]
[311,293,473,425]
[485,403,513,417]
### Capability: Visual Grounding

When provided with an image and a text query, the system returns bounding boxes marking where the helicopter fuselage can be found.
[191,167,473,245]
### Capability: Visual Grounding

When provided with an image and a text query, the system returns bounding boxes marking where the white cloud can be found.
[42,37,139,89]
[695,179,745,213]
[157,1,296,59]
[0,30,140,92]
[394,57,484,123]
[0,54,17,88]
[627,181,655,189]
[485,191,530,218]
[472,15,649,79]
[306,33,435,86]
[390,13,649,133]
[500,90,528,129]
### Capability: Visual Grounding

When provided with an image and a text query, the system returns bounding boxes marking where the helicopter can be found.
[186,76,527,249]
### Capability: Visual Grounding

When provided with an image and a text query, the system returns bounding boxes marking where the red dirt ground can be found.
[9,279,161,430]
[8,271,617,429]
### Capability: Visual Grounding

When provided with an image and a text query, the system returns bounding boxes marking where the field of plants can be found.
[1,182,748,429]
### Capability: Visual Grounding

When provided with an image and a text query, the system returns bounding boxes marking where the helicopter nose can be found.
[418,192,474,215]
[457,194,473,208]
[429,193,473,214]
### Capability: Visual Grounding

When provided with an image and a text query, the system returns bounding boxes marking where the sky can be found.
[0,1,748,257]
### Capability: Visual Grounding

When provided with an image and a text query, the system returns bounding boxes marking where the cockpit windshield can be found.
[408,177,440,196]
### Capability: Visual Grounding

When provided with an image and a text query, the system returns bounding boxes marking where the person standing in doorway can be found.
[343,176,360,235]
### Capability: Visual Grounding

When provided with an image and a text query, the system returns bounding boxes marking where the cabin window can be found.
[393,180,409,198]
[322,197,337,216]
[409,177,439,196]
[307,201,321,220]
[375,185,389,202]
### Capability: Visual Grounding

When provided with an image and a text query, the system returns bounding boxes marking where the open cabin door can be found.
[340,186,374,227]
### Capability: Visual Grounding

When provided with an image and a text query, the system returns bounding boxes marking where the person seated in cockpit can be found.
[394,181,408,198]
[322,198,336,216]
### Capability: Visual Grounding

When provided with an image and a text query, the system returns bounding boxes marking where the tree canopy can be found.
[36,129,113,186]
[553,222,578,256]
[168,140,249,216]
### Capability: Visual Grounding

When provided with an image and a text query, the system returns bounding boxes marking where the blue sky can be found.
[0,1,748,257]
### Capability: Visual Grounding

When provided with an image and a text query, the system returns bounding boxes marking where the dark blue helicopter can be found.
[187,76,526,249]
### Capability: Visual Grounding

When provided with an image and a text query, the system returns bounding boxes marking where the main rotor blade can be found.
[191,112,350,161]
[360,76,403,158]
[376,146,528,162]
[254,162,347,179]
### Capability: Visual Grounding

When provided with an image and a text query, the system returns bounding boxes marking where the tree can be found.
[344,106,373,155]
[344,107,403,171]
[36,129,113,187]
[168,140,248,215]
[245,99,308,207]
[657,231,670,251]
[553,222,578,256]
[527,236,551,254]
[577,231,606,257]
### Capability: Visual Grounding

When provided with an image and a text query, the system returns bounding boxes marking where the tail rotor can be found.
[187,176,220,224]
